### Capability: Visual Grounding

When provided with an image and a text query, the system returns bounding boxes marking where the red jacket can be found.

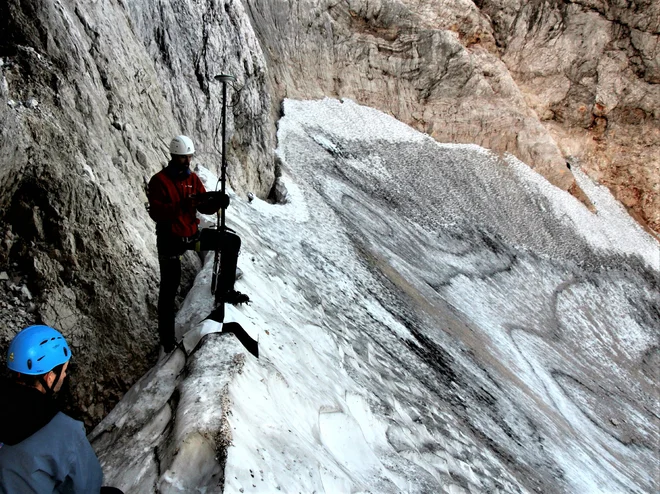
[148,166,215,237]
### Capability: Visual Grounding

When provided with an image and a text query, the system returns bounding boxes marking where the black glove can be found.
[182,194,201,211]
[198,191,230,210]
[215,192,230,210]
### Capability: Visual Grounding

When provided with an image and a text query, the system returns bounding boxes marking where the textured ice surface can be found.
[94,98,659,494]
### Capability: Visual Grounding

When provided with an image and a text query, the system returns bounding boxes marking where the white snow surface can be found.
[92,98,659,494]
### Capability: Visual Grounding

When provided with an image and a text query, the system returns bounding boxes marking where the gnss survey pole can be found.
[211,74,235,298]
[205,74,258,358]
[215,74,234,230]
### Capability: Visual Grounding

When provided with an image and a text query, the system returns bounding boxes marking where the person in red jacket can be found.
[148,135,249,352]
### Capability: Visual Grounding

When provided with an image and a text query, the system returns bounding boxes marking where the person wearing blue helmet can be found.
[0,325,121,493]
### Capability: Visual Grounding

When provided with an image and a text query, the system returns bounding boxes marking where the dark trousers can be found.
[157,254,182,352]
[199,228,241,297]
[157,229,241,351]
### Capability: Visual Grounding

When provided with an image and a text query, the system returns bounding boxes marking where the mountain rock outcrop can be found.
[479,0,660,233]
[244,0,659,232]
[245,0,574,190]
[0,0,272,425]
[0,0,657,427]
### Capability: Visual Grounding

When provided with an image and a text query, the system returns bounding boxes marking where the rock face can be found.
[478,0,660,233]
[0,0,273,425]
[244,0,658,231]
[245,0,574,188]
[0,0,657,425]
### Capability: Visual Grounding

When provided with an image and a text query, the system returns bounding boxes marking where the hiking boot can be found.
[159,344,174,362]
[222,290,250,305]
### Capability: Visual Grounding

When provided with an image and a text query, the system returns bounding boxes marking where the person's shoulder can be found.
[14,412,86,454]
[49,412,86,438]
[150,167,168,181]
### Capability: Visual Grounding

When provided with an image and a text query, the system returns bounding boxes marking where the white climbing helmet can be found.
[169,135,195,156]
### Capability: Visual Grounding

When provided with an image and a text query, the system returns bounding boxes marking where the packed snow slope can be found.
[92,98,659,493]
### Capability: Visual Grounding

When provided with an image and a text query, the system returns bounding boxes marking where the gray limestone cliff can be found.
[479,0,659,233]
[0,0,273,424]
[246,0,573,189]
[245,0,658,230]
[0,0,657,425]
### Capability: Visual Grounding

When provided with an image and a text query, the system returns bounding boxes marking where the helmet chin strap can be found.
[39,366,64,396]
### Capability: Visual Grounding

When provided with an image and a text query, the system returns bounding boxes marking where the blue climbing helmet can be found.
[7,325,72,375]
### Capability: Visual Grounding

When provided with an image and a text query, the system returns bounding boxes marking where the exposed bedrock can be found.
[0,0,657,426]
[245,0,659,232]
[0,0,272,425]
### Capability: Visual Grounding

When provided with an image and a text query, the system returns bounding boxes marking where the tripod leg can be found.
[211,248,221,296]
[213,249,224,304]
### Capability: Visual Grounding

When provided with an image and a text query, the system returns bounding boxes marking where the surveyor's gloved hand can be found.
[182,194,201,211]
[200,191,230,210]
[216,192,230,210]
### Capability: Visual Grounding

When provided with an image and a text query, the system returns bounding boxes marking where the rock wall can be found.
[0,0,657,426]
[479,0,659,233]
[244,0,574,189]
[0,0,273,426]
[243,0,658,232]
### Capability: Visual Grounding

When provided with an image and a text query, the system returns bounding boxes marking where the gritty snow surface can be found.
[92,98,659,494]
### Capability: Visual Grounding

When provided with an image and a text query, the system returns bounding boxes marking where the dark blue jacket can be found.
[0,379,103,493]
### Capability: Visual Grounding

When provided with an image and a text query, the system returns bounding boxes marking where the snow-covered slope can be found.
[92,99,659,493]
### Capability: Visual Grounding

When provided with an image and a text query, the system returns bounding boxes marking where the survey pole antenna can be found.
[203,73,257,358]
[211,74,235,298]
[214,74,235,230]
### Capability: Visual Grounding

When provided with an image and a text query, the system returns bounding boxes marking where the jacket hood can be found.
[0,378,60,446]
